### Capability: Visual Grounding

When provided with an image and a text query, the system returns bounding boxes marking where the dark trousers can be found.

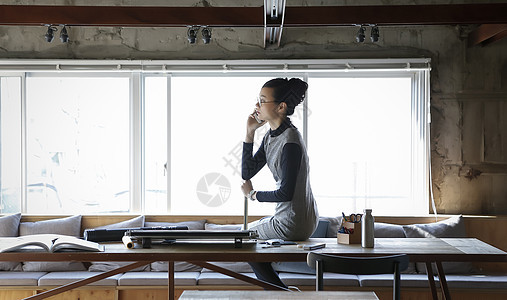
[248,262,287,289]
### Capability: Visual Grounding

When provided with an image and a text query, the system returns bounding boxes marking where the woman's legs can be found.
[247,217,287,288]
[248,262,287,289]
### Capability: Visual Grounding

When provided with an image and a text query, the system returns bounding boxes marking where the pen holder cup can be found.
[337,221,361,244]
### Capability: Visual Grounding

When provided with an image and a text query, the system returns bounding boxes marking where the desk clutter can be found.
[337,221,361,244]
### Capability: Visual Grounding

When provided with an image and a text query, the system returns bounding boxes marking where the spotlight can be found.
[60,25,69,43]
[201,26,212,44]
[356,26,366,43]
[187,26,198,44]
[370,25,380,42]
[44,25,57,43]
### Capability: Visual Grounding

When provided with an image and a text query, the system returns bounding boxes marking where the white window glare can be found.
[25,76,130,214]
[0,77,22,213]
[144,76,168,214]
[308,77,418,216]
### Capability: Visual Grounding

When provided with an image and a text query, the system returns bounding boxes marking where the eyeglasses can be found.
[257,97,278,107]
[342,212,363,223]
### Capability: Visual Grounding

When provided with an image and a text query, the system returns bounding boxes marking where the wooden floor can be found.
[2,287,506,300]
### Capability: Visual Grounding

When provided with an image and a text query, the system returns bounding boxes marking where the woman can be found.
[241,78,319,288]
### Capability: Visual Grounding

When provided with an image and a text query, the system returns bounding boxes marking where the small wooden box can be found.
[337,221,361,244]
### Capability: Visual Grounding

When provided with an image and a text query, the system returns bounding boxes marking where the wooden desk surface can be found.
[179,290,379,300]
[0,238,505,263]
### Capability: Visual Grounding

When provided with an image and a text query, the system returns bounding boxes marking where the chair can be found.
[307,252,409,300]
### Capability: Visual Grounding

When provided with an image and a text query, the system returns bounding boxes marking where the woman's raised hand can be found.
[245,110,265,143]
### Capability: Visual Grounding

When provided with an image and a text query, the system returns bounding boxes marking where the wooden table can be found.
[179,290,379,299]
[1,238,505,300]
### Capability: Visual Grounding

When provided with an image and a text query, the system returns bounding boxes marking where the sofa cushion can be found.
[147,220,206,272]
[205,223,242,230]
[19,215,86,272]
[0,271,46,286]
[197,272,257,285]
[279,272,360,287]
[359,274,434,288]
[144,220,206,230]
[319,216,342,238]
[201,262,253,273]
[19,215,81,236]
[118,271,200,286]
[88,216,149,272]
[403,215,475,274]
[375,222,406,238]
[0,213,21,236]
[0,213,22,271]
[89,261,150,272]
[359,274,507,290]
[445,274,507,289]
[38,271,121,286]
[93,215,144,230]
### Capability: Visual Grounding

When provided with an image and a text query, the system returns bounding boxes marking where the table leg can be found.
[435,261,451,300]
[24,261,151,300]
[425,262,438,300]
[190,261,290,291]
[168,261,175,300]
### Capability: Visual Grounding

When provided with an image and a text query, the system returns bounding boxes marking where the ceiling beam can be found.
[0,6,264,27]
[0,4,506,28]
[468,24,507,47]
[280,4,507,26]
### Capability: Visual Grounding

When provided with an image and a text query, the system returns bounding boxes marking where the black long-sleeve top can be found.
[242,121,302,202]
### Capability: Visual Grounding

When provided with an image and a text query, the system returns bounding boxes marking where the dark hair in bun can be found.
[262,78,308,116]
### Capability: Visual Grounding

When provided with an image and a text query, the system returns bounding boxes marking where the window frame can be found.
[0,59,430,215]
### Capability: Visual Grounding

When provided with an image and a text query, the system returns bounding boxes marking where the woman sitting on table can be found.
[241,77,319,289]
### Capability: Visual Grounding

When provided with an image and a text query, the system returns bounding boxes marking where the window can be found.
[308,77,418,215]
[0,59,430,216]
[25,76,130,214]
[0,76,22,213]
[144,76,169,213]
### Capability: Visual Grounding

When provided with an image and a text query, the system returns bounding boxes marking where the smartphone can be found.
[303,243,326,250]
[253,112,263,124]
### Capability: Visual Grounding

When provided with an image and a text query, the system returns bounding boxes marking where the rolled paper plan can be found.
[122,235,134,249]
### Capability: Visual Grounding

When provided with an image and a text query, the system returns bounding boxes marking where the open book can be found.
[0,234,104,253]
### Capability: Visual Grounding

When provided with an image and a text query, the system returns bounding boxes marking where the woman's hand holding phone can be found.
[246,110,266,139]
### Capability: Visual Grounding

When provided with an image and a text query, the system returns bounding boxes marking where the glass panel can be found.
[307,77,413,216]
[170,76,305,215]
[25,76,130,214]
[0,77,22,213]
[144,76,168,213]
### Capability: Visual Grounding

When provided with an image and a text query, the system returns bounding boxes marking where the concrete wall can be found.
[0,1,506,215]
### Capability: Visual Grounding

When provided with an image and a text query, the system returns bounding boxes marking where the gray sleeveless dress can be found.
[249,127,319,241]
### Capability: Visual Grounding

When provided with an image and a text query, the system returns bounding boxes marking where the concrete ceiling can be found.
[0,3,506,48]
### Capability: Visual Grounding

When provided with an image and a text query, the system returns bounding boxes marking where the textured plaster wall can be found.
[0,1,506,214]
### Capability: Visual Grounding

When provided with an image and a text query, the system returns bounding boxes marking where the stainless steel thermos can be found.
[361,208,375,248]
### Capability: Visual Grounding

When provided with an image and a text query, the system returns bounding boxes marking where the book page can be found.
[0,234,55,252]
[51,236,104,252]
